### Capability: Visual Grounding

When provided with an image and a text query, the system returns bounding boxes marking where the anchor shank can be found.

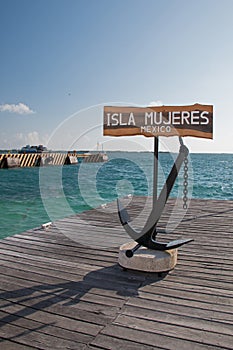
[140,143,189,238]
[153,136,159,211]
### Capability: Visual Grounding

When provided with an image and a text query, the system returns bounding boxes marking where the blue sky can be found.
[0,0,233,153]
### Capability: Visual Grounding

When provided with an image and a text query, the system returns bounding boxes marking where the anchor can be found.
[117,136,193,257]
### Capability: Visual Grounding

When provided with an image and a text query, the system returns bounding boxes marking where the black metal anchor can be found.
[117,136,194,257]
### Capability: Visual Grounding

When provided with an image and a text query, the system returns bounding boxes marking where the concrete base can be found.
[118,241,178,272]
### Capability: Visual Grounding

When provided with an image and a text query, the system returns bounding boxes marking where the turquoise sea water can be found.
[0,152,232,239]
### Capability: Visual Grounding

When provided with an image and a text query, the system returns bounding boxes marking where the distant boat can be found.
[19,144,48,154]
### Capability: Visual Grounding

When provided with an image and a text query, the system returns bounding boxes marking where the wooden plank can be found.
[126,296,233,324]
[0,290,108,332]
[0,259,142,296]
[0,310,94,344]
[120,305,233,334]
[0,339,36,350]
[0,267,117,326]
[0,243,115,267]
[0,262,142,304]
[97,324,221,350]
[90,333,162,350]
[0,321,87,350]
[113,314,233,348]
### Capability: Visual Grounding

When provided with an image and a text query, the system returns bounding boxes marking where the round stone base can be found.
[118,241,178,272]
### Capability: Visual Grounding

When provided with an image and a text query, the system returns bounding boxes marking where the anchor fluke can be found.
[165,238,194,249]
[117,198,193,253]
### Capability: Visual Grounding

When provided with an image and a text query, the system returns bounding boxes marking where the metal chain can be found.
[183,155,189,209]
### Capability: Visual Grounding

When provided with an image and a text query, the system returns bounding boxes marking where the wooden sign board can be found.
[103,103,213,139]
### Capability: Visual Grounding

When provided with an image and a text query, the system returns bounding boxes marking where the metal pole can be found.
[153,136,159,211]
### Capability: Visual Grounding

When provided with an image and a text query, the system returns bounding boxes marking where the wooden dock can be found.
[0,197,232,349]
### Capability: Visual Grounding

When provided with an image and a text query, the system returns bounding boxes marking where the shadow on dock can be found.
[0,264,167,334]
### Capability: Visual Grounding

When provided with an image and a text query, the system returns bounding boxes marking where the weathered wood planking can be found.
[0,198,232,349]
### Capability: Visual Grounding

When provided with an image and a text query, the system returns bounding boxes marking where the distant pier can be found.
[0,152,108,168]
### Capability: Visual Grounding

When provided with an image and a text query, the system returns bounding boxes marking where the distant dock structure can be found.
[0,151,108,169]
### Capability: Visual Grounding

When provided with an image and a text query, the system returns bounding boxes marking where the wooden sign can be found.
[103,103,213,139]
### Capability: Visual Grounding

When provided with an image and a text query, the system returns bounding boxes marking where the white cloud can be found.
[148,100,163,107]
[0,102,35,114]
[0,131,49,149]
[27,131,40,145]
[25,131,49,146]
[16,132,24,140]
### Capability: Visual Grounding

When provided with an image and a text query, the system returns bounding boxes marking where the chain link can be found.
[183,156,189,209]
